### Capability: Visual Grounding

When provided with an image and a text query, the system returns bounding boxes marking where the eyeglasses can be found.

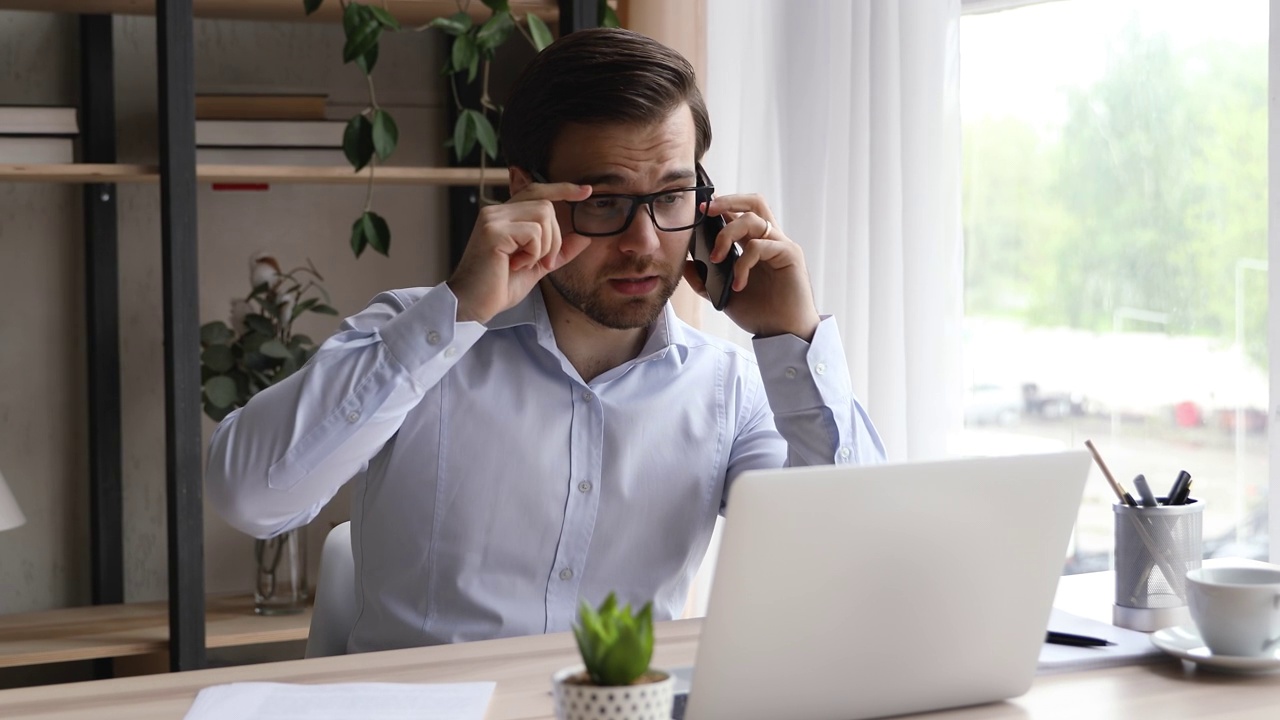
[530,169,714,237]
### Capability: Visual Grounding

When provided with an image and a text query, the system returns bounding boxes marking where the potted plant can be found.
[552,592,675,720]
[199,253,340,614]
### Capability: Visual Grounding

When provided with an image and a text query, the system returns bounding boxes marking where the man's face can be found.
[540,105,698,330]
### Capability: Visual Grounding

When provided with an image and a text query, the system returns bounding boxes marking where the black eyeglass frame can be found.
[529,164,716,238]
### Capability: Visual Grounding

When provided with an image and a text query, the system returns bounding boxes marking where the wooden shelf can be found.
[0,594,310,668]
[0,163,507,186]
[0,0,559,25]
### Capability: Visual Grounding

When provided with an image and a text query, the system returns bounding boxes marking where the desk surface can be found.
[0,594,311,668]
[2,571,1280,719]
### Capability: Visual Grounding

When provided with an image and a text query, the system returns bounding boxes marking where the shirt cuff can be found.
[378,284,487,376]
[752,315,853,415]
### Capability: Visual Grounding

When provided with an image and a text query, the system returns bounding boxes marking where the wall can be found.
[0,9,451,613]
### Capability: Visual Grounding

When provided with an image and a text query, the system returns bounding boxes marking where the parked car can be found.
[964,383,1023,426]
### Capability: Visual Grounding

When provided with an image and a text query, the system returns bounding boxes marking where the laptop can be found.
[677,450,1092,720]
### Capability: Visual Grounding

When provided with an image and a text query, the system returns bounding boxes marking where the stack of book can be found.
[195,92,345,167]
[0,106,79,163]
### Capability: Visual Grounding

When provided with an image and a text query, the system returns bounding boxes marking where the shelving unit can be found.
[0,0,559,25]
[0,0,594,675]
[0,163,507,185]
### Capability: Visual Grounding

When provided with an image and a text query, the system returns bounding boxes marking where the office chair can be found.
[304,520,358,658]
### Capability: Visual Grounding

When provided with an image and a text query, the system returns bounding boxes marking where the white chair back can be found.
[304,521,357,658]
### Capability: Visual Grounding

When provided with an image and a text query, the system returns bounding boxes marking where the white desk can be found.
[1,563,1278,719]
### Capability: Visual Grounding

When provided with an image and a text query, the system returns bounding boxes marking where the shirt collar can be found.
[484,286,689,357]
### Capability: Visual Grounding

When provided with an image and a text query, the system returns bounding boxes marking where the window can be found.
[960,0,1270,571]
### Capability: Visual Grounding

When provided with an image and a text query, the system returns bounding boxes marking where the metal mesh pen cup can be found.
[1112,499,1203,632]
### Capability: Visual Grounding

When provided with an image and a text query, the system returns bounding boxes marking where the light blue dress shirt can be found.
[206,283,884,653]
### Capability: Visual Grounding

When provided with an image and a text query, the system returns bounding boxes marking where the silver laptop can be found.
[679,450,1092,720]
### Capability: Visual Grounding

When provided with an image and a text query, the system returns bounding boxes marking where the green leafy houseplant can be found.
[302,0,618,258]
[572,592,657,686]
[199,255,339,423]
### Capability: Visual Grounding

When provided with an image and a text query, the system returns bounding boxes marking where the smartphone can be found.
[689,167,740,311]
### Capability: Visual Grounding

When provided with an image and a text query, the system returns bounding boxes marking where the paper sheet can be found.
[182,681,496,720]
[1037,608,1166,674]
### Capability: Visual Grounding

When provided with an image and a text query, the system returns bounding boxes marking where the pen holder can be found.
[1112,499,1203,632]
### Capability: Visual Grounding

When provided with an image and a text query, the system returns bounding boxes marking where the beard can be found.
[547,255,682,330]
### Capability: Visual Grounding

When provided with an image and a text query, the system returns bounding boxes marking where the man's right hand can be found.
[446,181,593,324]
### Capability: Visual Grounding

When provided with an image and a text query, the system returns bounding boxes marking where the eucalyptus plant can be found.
[573,592,656,686]
[303,0,619,259]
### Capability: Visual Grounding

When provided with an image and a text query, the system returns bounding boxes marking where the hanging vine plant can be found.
[302,0,619,259]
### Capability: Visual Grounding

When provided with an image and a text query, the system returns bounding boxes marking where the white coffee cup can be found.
[1185,566,1280,657]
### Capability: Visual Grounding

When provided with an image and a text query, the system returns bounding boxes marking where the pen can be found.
[1084,440,1137,507]
[1132,474,1157,508]
[1046,631,1115,648]
[1172,475,1193,505]
[1164,470,1191,506]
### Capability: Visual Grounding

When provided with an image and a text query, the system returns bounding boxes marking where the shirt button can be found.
[559,568,574,581]
[815,362,827,375]
[346,411,360,423]
[582,391,594,402]
[427,331,441,345]
[444,347,458,358]
[578,481,593,493]
[840,447,852,460]
[784,367,798,379]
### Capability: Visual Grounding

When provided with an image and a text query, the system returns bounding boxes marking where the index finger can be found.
[510,181,593,204]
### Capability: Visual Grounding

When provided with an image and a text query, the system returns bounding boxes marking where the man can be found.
[206,27,884,654]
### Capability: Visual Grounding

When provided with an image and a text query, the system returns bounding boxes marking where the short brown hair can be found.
[501,27,711,175]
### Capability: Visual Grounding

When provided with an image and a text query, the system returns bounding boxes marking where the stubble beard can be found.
[547,256,682,330]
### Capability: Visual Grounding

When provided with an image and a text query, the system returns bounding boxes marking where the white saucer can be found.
[1151,625,1280,673]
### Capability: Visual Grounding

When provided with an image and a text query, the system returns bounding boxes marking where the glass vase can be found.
[253,526,310,615]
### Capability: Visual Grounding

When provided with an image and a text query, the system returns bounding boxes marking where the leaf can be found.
[362,211,392,256]
[311,304,340,316]
[451,33,477,79]
[204,401,232,423]
[453,112,477,161]
[203,375,238,409]
[428,11,472,37]
[355,41,379,74]
[350,215,369,257]
[302,0,324,15]
[341,2,362,33]
[481,0,510,11]
[526,13,553,51]
[290,334,314,348]
[342,13,382,64]
[245,314,275,336]
[601,2,620,28]
[200,321,233,347]
[470,110,498,159]
[291,298,319,320]
[260,339,292,360]
[367,5,401,29]
[372,109,399,160]
[476,12,515,53]
[201,344,235,374]
[343,114,375,171]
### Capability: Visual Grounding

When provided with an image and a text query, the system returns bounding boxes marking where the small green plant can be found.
[572,592,655,686]
[199,254,339,422]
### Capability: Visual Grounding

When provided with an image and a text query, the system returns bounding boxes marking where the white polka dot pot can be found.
[551,665,675,720]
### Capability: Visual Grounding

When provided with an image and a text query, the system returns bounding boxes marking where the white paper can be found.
[183,681,496,720]
[1036,608,1165,674]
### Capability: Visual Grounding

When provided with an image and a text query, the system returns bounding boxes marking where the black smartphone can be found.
[689,166,740,311]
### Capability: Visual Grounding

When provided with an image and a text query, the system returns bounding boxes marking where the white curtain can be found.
[701,0,965,462]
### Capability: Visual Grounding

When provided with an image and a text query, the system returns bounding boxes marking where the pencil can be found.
[1084,439,1137,507]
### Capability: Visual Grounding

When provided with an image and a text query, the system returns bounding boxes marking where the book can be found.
[1036,608,1166,675]
[196,147,348,166]
[0,136,75,163]
[181,681,496,720]
[195,120,346,149]
[0,106,79,135]
[195,94,328,121]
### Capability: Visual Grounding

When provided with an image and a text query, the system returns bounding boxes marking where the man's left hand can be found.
[682,194,821,341]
